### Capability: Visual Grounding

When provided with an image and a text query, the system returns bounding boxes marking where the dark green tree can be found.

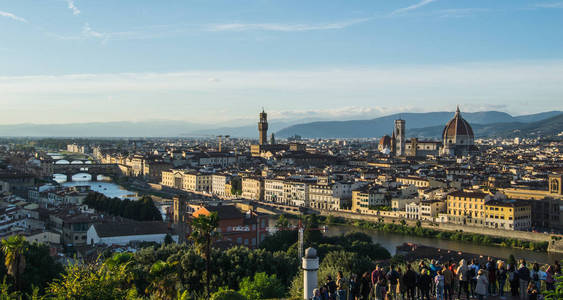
[303,214,322,246]
[238,272,285,300]
[190,212,219,298]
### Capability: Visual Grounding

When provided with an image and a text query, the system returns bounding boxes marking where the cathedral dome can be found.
[442,106,474,143]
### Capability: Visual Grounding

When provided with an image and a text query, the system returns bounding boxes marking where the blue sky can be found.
[1,0,563,125]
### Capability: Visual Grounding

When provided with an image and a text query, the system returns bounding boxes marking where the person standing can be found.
[517,260,530,300]
[326,275,337,300]
[486,257,497,296]
[336,271,348,300]
[418,269,432,300]
[468,259,478,298]
[443,263,454,300]
[403,264,417,300]
[359,272,371,300]
[387,264,400,300]
[397,267,407,300]
[508,263,519,297]
[456,259,470,300]
[372,277,386,300]
[475,269,489,300]
[349,273,359,300]
[435,269,445,300]
[529,263,541,292]
[497,261,507,298]
[372,265,383,287]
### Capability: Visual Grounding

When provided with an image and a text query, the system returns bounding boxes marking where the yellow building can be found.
[484,200,531,231]
[446,190,489,226]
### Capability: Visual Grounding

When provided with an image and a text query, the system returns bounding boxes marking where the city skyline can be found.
[1,0,563,124]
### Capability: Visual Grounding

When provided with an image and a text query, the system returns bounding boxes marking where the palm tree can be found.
[189,212,219,298]
[1,235,28,291]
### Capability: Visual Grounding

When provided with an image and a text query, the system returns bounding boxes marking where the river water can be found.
[270,217,562,264]
[325,224,563,264]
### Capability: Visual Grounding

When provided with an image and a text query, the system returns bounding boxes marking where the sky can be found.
[1,0,563,125]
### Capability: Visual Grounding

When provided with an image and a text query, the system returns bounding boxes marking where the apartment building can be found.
[446,190,489,226]
[484,200,532,231]
[242,177,264,201]
[264,178,285,204]
[309,183,341,210]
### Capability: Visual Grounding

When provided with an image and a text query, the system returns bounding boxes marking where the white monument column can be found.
[302,247,319,300]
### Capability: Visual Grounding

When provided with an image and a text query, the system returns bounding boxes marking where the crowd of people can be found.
[311,258,561,300]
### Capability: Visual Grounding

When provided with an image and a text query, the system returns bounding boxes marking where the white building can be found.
[87,222,178,246]
[264,178,285,204]
[212,174,230,198]
[405,202,420,220]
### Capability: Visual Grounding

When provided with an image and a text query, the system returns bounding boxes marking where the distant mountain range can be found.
[0,110,560,138]
[275,111,562,138]
[409,113,563,139]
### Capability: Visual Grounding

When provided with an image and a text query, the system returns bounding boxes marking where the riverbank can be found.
[284,213,550,253]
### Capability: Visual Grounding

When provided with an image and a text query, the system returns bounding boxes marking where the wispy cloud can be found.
[82,23,104,38]
[206,18,371,32]
[1,61,562,123]
[67,0,81,15]
[535,1,563,8]
[0,10,27,23]
[435,8,490,18]
[391,0,437,15]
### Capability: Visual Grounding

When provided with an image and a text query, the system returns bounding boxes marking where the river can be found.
[271,217,563,264]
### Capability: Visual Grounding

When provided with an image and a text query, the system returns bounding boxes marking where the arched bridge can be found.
[52,163,120,182]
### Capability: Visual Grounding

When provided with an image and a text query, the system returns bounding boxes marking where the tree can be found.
[544,267,563,300]
[1,235,27,291]
[230,178,242,196]
[164,233,174,245]
[259,230,297,253]
[238,272,285,300]
[211,287,246,300]
[190,212,219,298]
[275,215,290,230]
[303,214,322,246]
[146,260,180,299]
[21,242,64,294]
[47,257,133,299]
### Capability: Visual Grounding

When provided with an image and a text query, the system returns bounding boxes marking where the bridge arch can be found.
[70,160,84,164]
[55,159,70,164]
[72,173,93,181]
